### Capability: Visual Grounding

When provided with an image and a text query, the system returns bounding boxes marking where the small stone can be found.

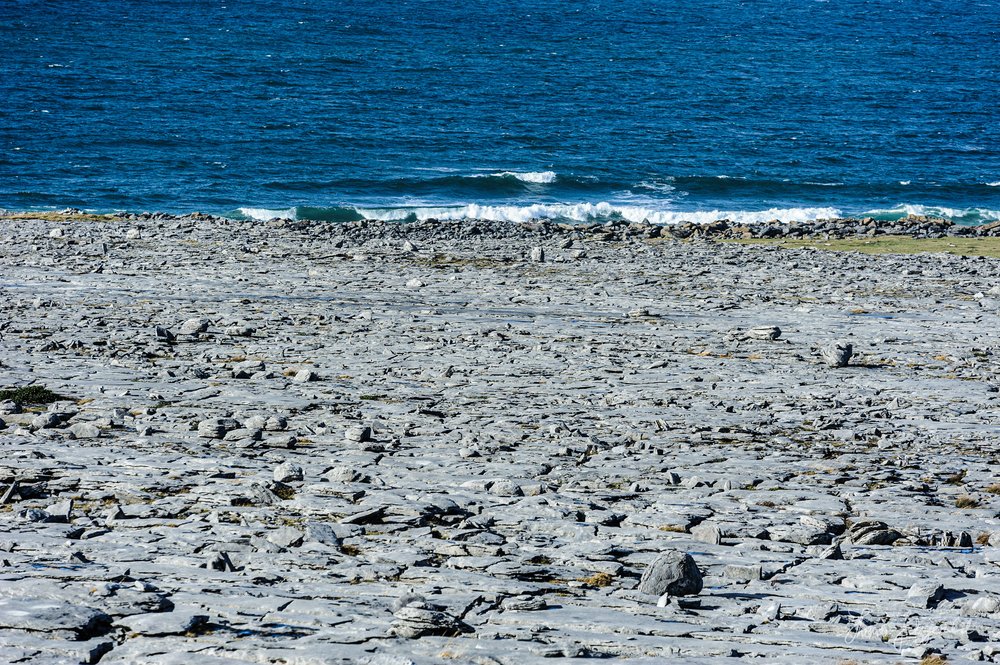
[757,602,781,621]
[906,581,945,609]
[821,341,853,367]
[154,325,176,343]
[273,461,303,483]
[292,369,317,383]
[267,526,304,549]
[31,412,62,430]
[68,422,101,439]
[225,324,255,337]
[490,479,522,497]
[223,427,261,442]
[265,415,288,431]
[244,415,267,430]
[391,605,469,639]
[45,499,73,522]
[748,325,781,340]
[179,317,210,335]
[690,523,722,545]
[118,611,208,636]
[900,647,933,660]
[197,418,227,439]
[723,564,763,581]
[530,246,545,262]
[403,240,418,252]
[802,603,840,621]
[17,508,51,522]
[853,528,902,546]
[125,228,141,240]
[345,426,372,443]
[500,595,547,611]
[49,227,65,238]
[304,522,342,547]
[962,595,1000,617]
[406,278,425,288]
[638,551,703,597]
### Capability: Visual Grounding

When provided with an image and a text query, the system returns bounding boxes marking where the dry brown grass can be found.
[658,525,687,533]
[578,572,615,588]
[955,495,980,509]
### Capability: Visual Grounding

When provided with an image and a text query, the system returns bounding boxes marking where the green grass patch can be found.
[1,211,113,223]
[722,235,1000,259]
[0,385,70,406]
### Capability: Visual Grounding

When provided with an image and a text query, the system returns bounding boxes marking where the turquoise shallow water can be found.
[2,0,999,224]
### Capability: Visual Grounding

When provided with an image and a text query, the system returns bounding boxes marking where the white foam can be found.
[899,180,911,185]
[863,204,1000,222]
[488,171,558,184]
[636,179,677,193]
[987,181,1000,187]
[238,207,296,221]
[354,202,842,225]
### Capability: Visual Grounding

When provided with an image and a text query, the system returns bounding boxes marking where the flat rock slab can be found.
[0,598,111,638]
[117,610,209,636]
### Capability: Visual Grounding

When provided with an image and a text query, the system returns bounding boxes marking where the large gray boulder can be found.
[638,550,703,596]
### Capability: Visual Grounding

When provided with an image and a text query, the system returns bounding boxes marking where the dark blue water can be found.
[2,0,999,224]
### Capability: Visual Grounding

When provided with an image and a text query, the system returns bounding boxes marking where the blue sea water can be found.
[2,0,999,224]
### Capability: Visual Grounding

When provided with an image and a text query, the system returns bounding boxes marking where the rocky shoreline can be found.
[8,208,1000,243]
[2,213,1000,663]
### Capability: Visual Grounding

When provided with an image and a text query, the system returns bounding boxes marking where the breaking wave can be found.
[862,204,1000,225]
[484,171,558,184]
[234,202,844,225]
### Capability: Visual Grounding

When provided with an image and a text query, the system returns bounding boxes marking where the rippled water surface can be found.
[2,0,999,223]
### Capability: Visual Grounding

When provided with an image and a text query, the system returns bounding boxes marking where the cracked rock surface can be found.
[1,215,1000,663]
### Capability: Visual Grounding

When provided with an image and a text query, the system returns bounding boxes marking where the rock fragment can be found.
[273,461,303,483]
[821,340,853,367]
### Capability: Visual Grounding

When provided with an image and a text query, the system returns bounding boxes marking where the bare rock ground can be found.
[1,215,1000,663]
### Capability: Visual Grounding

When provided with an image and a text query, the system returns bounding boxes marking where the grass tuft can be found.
[920,655,948,665]
[578,572,615,587]
[955,495,980,509]
[944,469,967,485]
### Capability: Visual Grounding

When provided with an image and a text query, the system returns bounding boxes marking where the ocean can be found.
[2,0,999,225]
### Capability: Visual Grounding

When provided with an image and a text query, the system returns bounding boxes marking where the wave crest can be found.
[486,171,558,184]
